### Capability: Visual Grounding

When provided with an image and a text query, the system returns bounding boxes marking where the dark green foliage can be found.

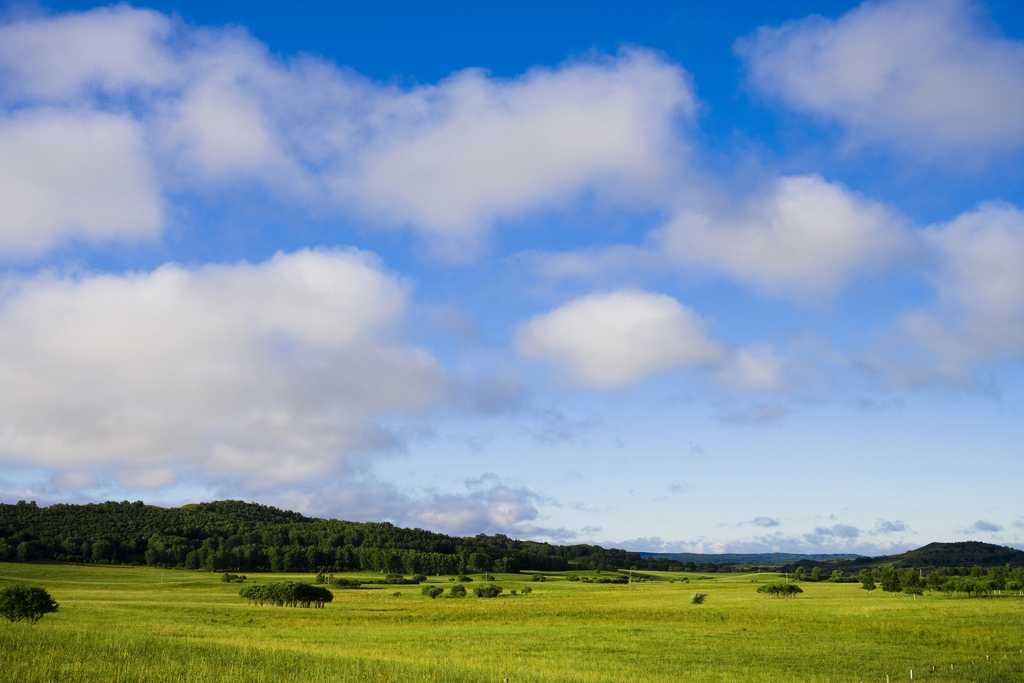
[521,586,532,595]
[0,498,701,575]
[756,582,803,598]
[690,592,708,604]
[221,573,244,583]
[329,577,362,588]
[473,584,502,598]
[531,574,546,582]
[858,568,877,591]
[0,584,59,624]
[810,567,821,582]
[238,582,332,608]
[448,584,466,598]
[879,564,901,594]
[411,574,427,583]
[420,585,443,598]
[456,575,473,582]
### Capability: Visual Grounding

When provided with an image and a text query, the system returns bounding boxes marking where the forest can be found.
[0,499,690,574]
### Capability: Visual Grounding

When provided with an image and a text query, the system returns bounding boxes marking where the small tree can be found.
[0,585,59,624]
[448,584,467,598]
[829,570,845,582]
[792,566,806,582]
[858,568,877,591]
[810,567,822,582]
[690,592,708,604]
[879,564,901,595]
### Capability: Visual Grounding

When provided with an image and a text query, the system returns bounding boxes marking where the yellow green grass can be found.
[2,563,1022,682]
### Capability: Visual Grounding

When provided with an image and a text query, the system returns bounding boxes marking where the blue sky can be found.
[1,0,1022,555]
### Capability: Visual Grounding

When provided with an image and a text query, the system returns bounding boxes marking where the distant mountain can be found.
[778,541,1024,572]
[638,552,864,564]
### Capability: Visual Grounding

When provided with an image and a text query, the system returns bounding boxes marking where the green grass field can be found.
[2,563,1022,682]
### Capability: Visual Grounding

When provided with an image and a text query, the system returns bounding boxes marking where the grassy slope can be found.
[1,563,1022,683]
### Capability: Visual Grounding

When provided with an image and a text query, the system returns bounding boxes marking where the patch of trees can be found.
[0,584,59,624]
[853,563,1024,597]
[756,582,803,598]
[0,499,691,575]
[238,582,333,608]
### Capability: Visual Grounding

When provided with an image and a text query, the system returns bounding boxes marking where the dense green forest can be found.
[0,499,690,574]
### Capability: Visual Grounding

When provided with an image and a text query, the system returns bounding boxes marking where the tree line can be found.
[856,563,1024,597]
[0,499,691,574]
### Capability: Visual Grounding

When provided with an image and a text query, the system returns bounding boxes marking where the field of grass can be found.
[2,563,1023,682]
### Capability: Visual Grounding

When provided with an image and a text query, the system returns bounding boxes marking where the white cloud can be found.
[0,248,442,484]
[0,6,176,101]
[736,0,1024,153]
[516,289,725,388]
[657,174,908,296]
[0,109,163,254]
[886,202,1024,381]
[344,49,694,247]
[0,7,696,255]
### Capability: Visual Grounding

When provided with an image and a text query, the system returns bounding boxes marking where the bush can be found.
[521,586,532,595]
[448,584,467,598]
[474,584,503,598]
[411,574,427,583]
[421,585,444,599]
[456,575,473,582]
[531,574,546,582]
[222,573,244,583]
[0,585,60,624]
[566,574,580,582]
[330,577,362,589]
[690,592,708,604]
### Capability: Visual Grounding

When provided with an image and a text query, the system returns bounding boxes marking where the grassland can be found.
[2,563,1022,682]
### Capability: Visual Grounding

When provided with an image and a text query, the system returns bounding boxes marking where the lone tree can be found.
[0,584,59,624]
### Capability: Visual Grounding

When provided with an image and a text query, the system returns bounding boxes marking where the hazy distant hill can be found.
[638,552,864,564]
[779,541,1024,572]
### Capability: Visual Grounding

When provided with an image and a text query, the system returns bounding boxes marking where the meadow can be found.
[1,562,1022,682]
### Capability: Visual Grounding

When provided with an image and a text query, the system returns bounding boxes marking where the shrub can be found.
[222,573,244,583]
[566,574,580,582]
[448,584,467,598]
[421,585,444,599]
[412,574,427,583]
[456,575,473,582]
[474,584,503,598]
[531,574,546,582]
[690,592,708,604]
[521,586,532,595]
[0,584,59,624]
[510,589,518,595]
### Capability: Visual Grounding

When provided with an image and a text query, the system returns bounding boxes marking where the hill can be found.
[779,541,1024,573]
[0,499,690,574]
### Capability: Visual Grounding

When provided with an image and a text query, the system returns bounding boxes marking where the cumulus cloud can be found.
[0,248,442,485]
[736,0,1024,153]
[0,109,163,254]
[749,516,781,527]
[0,6,696,256]
[657,175,909,297]
[516,289,725,388]
[881,202,1024,382]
